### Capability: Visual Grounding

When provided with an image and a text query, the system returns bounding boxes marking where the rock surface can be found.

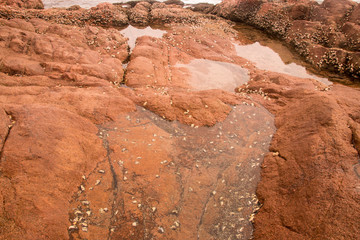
[237,70,360,239]
[0,1,359,240]
[0,0,43,9]
[212,0,360,80]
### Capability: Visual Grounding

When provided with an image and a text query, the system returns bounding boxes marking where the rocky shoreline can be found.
[0,0,359,239]
[212,0,360,80]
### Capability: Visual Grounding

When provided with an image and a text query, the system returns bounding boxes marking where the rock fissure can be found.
[96,126,120,240]
[350,127,360,178]
[0,111,14,162]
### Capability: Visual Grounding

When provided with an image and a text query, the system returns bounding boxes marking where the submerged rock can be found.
[212,0,360,80]
[0,1,359,240]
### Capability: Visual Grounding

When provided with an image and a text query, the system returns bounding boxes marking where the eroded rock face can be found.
[0,1,359,240]
[212,0,360,80]
[0,3,129,27]
[0,0,43,9]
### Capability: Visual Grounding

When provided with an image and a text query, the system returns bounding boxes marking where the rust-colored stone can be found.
[0,1,359,240]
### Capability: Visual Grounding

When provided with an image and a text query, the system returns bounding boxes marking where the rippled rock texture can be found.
[0,1,360,240]
[212,0,360,80]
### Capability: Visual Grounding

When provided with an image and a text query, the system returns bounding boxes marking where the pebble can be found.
[95,180,101,185]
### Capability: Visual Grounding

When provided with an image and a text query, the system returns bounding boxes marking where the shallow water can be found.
[120,25,167,51]
[234,24,333,85]
[97,104,275,239]
[234,42,331,85]
[177,59,249,92]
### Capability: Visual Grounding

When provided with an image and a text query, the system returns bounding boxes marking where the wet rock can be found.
[0,2,359,240]
[241,71,360,240]
[128,1,151,26]
[211,0,360,79]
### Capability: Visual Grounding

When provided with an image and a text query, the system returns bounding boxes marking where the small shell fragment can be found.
[74,210,82,215]
[69,225,78,230]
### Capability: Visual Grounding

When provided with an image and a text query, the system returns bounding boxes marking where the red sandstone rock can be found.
[0,5,258,239]
[311,0,356,24]
[0,3,129,27]
[0,0,43,9]
[0,2,359,240]
[348,4,360,24]
[235,70,360,239]
[128,2,151,25]
[212,0,360,79]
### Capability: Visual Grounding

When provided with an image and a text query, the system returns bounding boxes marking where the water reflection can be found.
[234,42,331,85]
[177,59,249,92]
[120,25,167,52]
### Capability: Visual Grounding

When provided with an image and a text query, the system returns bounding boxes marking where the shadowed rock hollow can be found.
[0,0,359,240]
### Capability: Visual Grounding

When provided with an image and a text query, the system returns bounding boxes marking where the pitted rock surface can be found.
[0,1,360,240]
